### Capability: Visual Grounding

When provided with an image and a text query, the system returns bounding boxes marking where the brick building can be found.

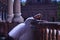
[21,0,57,21]
[0,0,60,40]
[0,0,58,22]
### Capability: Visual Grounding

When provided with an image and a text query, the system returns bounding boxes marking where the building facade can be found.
[21,0,57,21]
[0,0,58,22]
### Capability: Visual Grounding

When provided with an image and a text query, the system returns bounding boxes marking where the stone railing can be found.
[31,20,60,40]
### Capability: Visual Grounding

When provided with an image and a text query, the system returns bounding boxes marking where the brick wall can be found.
[21,3,57,21]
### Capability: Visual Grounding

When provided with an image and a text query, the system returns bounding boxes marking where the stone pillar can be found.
[7,0,14,23]
[13,0,24,23]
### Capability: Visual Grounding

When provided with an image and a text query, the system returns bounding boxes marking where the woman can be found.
[8,13,42,40]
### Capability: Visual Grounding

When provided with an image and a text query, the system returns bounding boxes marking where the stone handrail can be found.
[31,20,60,40]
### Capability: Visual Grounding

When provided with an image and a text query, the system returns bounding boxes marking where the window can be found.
[51,0,57,3]
[21,0,27,6]
[51,0,57,2]
[37,0,40,2]
[21,0,27,2]
[37,0,43,3]
[57,0,60,1]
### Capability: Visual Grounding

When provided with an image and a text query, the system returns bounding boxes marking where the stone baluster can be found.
[13,0,24,23]
[7,0,14,23]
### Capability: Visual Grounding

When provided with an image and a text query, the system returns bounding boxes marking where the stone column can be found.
[7,0,14,23]
[13,0,24,23]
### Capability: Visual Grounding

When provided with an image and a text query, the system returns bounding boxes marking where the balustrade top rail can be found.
[31,20,60,30]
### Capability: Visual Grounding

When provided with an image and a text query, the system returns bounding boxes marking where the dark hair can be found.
[33,13,42,20]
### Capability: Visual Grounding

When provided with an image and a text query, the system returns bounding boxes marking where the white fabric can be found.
[8,17,34,40]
